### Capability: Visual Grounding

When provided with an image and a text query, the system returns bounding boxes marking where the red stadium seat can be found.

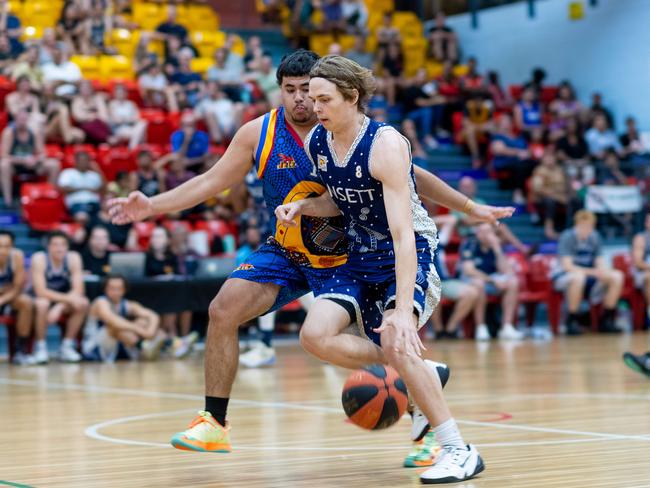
[133,221,156,250]
[194,220,236,250]
[97,146,137,181]
[508,84,523,101]
[0,314,17,359]
[0,77,15,111]
[612,253,646,330]
[57,222,83,240]
[540,86,559,105]
[141,109,174,145]
[20,183,67,231]
[63,144,98,168]
[528,254,561,334]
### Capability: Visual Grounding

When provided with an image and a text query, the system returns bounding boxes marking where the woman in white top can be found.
[108,83,147,149]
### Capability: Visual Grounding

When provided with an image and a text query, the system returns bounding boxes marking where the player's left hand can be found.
[275,202,302,227]
[469,203,516,225]
[374,309,426,357]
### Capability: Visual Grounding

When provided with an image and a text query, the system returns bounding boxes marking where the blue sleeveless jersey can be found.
[252,107,347,268]
[304,117,438,274]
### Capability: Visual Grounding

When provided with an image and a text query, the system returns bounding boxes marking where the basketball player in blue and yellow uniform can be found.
[108,50,513,463]
[275,56,514,483]
[30,231,89,364]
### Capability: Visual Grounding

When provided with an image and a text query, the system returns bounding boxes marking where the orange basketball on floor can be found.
[341,364,409,430]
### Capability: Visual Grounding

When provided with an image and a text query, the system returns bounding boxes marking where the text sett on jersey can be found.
[326,185,376,204]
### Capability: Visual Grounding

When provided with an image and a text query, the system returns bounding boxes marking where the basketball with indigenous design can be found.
[342,364,408,430]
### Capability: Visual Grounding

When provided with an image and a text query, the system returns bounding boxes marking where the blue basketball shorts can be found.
[229,239,340,314]
[316,244,441,346]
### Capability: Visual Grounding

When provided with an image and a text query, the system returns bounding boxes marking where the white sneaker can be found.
[141,334,166,361]
[410,360,451,441]
[420,444,485,484]
[498,324,524,341]
[59,345,82,363]
[475,324,490,341]
[12,352,38,366]
[239,342,276,368]
[173,331,199,359]
[33,344,49,364]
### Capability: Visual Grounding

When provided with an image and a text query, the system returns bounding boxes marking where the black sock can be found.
[205,396,229,426]
[567,312,580,325]
[16,336,29,354]
[136,339,143,349]
[260,330,273,348]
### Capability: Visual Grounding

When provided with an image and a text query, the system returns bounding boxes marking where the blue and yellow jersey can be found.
[253,107,347,269]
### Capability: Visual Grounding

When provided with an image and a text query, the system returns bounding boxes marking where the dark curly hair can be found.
[276,49,320,86]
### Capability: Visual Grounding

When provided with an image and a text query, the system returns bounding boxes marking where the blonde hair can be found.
[310,54,376,112]
[574,209,596,225]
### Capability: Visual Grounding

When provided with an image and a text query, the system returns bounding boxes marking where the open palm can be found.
[107,191,153,225]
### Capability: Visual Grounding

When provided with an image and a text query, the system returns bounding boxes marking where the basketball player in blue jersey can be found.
[275,55,511,483]
[108,50,513,461]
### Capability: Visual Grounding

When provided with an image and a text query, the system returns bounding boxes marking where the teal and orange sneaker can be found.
[403,430,441,468]
[171,411,231,452]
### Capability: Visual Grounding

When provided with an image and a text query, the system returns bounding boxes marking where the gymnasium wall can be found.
[446,0,650,131]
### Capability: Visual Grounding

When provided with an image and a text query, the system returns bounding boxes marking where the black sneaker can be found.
[623,352,650,377]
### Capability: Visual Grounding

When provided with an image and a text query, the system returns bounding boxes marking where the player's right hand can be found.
[107,191,153,224]
[275,202,302,227]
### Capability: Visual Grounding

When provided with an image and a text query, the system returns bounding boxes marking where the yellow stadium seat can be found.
[20,26,44,42]
[230,35,246,57]
[106,29,139,58]
[132,3,165,31]
[392,12,422,39]
[70,55,101,79]
[189,5,220,31]
[425,60,444,79]
[338,34,357,53]
[367,12,384,34]
[7,0,22,18]
[191,30,227,59]
[22,2,58,29]
[310,9,324,30]
[364,0,394,12]
[190,57,213,76]
[148,39,165,61]
[453,64,469,77]
[309,34,335,56]
[175,4,191,26]
[99,55,133,82]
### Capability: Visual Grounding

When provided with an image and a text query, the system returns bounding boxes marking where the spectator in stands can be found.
[585,113,623,159]
[490,113,535,205]
[207,47,245,102]
[164,156,196,195]
[6,76,46,134]
[462,92,493,168]
[108,83,147,149]
[195,81,242,144]
[548,81,583,138]
[41,84,85,144]
[525,67,546,93]
[453,175,529,255]
[0,230,36,366]
[38,28,58,66]
[87,0,114,55]
[248,55,281,107]
[552,210,623,334]
[378,41,403,106]
[243,35,268,72]
[57,149,104,223]
[345,35,373,70]
[0,0,22,57]
[82,274,165,362]
[0,34,15,73]
[163,35,182,77]
[528,127,547,161]
[319,0,345,34]
[10,46,43,91]
[170,49,203,109]
[170,225,199,275]
[132,148,164,197]
[485,70,513,112]
[426,12,458,63]
[72,80,112,144]
[620,116,647,159]
[156,5,189,46]
[513,85,542,135]
[460,57,484,97]
[401,68,444,150]
[632,213,650,328]
[31,231,89,363]
[436,60,462,132]
[87,195,133,249]
[375,12,401,54]
[459,223,523,341]
[145,225,197,357]
[155,112,210,172]
[585,92,613,128]
[81,225,111,276]
[598,150,628,186]
[556,116,594,193]
[0,110,59,207]
[138,62,178,112]
[531,151,570,240]
[107,171,131,199]
[56,1,89,55]
[342,0,368,35]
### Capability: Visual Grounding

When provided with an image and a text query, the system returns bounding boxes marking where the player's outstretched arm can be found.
[371,130,425,357]
[275,192,341,227]
[107,119,261,224]
[413,165,516,225]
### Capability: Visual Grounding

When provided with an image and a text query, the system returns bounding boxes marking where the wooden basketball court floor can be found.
[1,334,649,488]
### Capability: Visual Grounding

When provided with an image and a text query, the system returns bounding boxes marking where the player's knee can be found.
[507,276,519,291]
[15,294,32,310]
[34,297,50,313]
[382,344,412,369]
[299,324,324,355]
[568,271,586,287]
[609,269,624,284]
[207,296,237,332]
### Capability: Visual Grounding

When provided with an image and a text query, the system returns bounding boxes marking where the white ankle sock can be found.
[36,340,47,351]
[432,418,465,448]
[62,338,75,349]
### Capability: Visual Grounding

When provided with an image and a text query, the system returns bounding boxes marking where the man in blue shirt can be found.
[155,112,210,173]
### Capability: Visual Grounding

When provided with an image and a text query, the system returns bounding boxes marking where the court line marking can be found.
[3,377,650,450]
